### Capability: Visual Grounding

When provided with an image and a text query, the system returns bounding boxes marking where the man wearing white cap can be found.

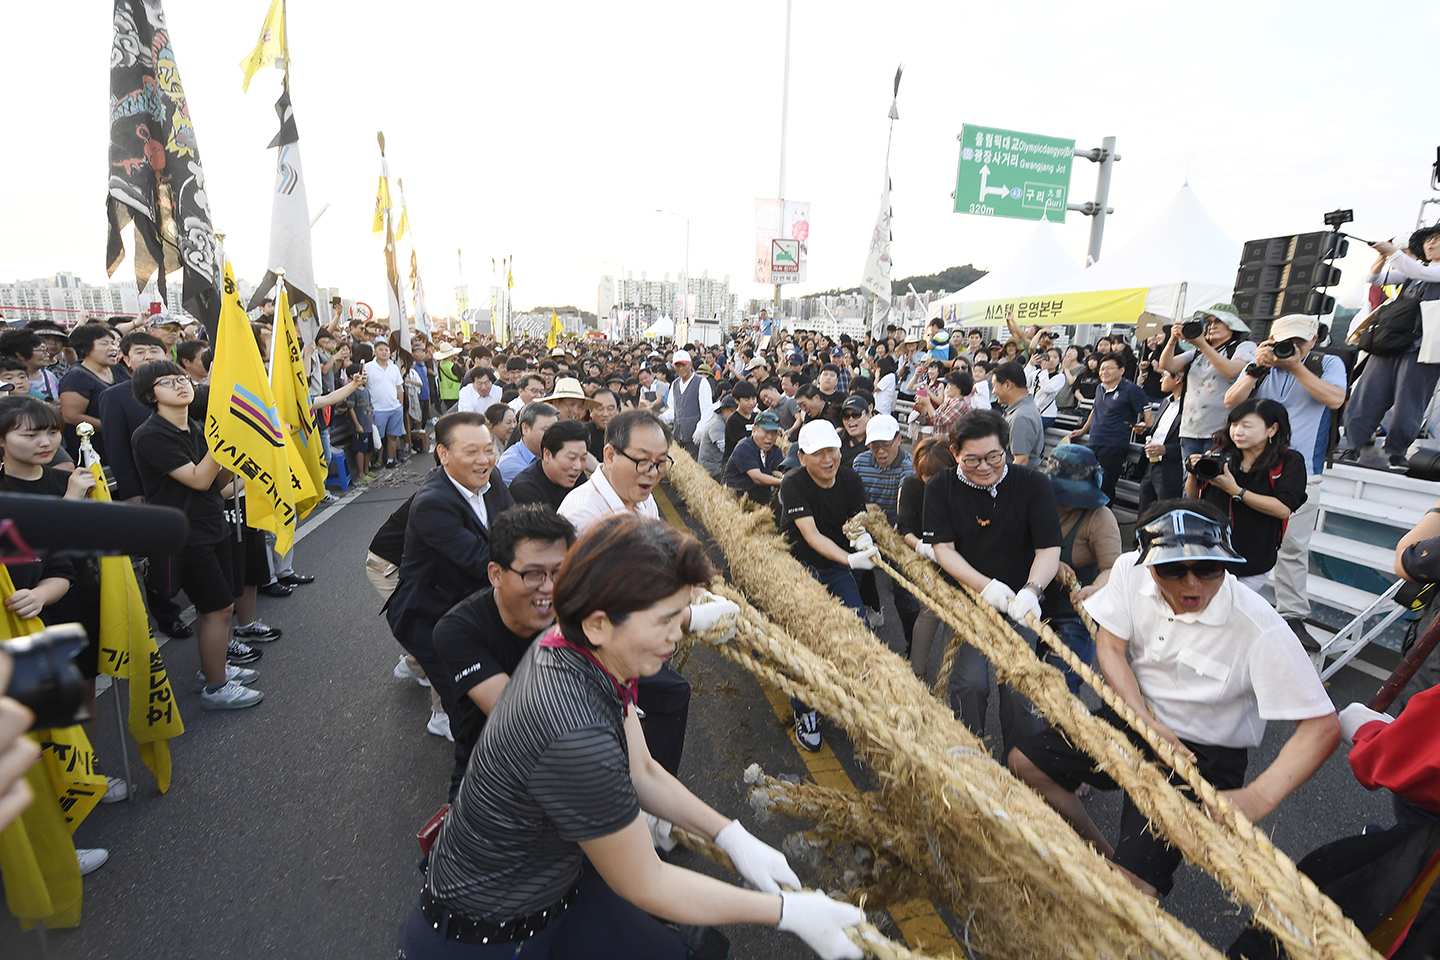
[1222,313,1347,649]
[777,419,877,751]
[659,349,713,458]
[850,414,919,644]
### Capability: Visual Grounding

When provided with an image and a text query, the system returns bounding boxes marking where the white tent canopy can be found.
[644,315,675,338]
[926,220,1082,321]
[1041,184,1241,321]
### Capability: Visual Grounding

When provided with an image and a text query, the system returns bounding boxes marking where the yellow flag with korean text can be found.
[0,568,91,929]
[239,0,284,92]
[89,463,183,792]
[548,311,563,350]
[206,262,299,555]
[271,287,324,517]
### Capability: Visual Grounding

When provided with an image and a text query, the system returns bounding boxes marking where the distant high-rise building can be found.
[609,269,737,326]
[0,273,142,325]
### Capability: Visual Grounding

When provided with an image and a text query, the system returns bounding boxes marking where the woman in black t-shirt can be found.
[407,514,864,960]
[130,361,261,712]
[1187,398,1307,594]
[57,323,120,461]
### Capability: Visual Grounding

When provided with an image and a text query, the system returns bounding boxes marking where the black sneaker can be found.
[258,581,294,598]
[234,620,283,643]
[794,708,823,752]
[1285,617,1321,653]
[226,638,262,665]
[158,618,194,639]
[1388,454,1412,473]
[1334,448,1361,465]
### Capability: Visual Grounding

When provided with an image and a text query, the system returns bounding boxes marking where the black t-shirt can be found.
[132,414,227,545]
[724,411,755,460]
[585,422,606,463]
[369,494,414,565]
[433,587,540,777]
[922,466,1063,591]
[58,365,117,461]
[817,390,845,427]
[508,458,582,512]
[1197,449,1308,577]
[0,467,93,634]
[839,432,866,469]
[896,473,926,539]
[778,464,867,570]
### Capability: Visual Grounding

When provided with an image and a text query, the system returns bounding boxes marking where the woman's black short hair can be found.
[0,396,61,436]
[0,329,44,362]
[554,513,713,652]
[1212,397,1291,473]
[69,323,117,359]
[1408,225,1440,261]
[131,360,186,410]
[944,370,974,395]
[948,408,1009,452]
[484,403,511,427]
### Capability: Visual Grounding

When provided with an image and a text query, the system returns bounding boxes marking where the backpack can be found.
[1354,281,1433,357]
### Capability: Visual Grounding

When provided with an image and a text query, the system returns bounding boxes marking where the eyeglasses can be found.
[1152,560,1229,581]
[616,449,673,476]
[152,376,190,390]
[958,450,1006,468]
[505,566,560,589]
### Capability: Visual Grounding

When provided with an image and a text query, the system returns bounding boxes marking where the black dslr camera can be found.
[1181,318,1207,340]
[4,625,90,731]
[1191,452,1229,481]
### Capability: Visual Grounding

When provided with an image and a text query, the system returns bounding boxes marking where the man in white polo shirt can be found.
[1008,499,1339,898]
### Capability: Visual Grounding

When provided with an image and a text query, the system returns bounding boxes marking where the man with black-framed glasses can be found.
[1008,499,1338,898]
[433,505,576,800]
[923,409,1062,757]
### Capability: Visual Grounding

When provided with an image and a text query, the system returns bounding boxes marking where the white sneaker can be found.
[77,848,110,876]
[427,711,453,741]
[200,679,264,710]
[101,775,129,804]
[193,664,259,691]
[394,656,431,687]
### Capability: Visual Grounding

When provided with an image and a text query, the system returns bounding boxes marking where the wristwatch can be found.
[1232,490,1245,504]
[1022,581,1047,597]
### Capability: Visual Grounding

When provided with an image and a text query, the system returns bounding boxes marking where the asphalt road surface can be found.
[4,464,1404,959]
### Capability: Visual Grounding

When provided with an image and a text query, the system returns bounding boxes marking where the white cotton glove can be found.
[777,891,866,960]
[914,541,936,562]
[1338,702,1393,745]
[643,811,678,852]
[848,531,874,551]
[713,820,801,894]
[846,547,878,571]
[1008,587,1043,625]
[979,577,1016,612]
[687,591,740,643]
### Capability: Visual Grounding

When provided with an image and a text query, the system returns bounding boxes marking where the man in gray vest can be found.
[660,348,714,458]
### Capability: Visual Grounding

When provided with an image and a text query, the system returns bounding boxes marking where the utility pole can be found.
[774,0,793,325]
[1065,136,1119,265]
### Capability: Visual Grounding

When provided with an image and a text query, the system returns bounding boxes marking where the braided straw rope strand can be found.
[665,445,1222,960]
[849,507,1375,960]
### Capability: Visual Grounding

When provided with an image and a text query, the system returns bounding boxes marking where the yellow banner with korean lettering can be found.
[206,262,299,555]
[0,568,92,929]
[271,287,324,518]
[933,286,1148,328]
[89,463,184,792]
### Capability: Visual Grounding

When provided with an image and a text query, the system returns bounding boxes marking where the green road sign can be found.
[953,124,1076,222]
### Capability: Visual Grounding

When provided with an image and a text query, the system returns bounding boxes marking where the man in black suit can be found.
[385,411,514,741]
[1137,367,1185,514]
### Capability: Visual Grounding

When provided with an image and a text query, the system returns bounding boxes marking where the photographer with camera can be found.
[1337,228,1440,472]
[1186,398,1307,595]
[1157,303,1256,461]
[1224,314,1347,646]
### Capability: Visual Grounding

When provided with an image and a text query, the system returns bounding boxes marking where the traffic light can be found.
[1232,231,1348,337]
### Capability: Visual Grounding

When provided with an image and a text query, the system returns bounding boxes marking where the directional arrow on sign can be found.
[978,164,1009,202]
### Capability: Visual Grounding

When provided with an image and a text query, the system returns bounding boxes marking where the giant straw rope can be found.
[666,445,1222,960]
[844,507,1374,960]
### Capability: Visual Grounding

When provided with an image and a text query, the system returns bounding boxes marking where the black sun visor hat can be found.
[1135,509,1245,567]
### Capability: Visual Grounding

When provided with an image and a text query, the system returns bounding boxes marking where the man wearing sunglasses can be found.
[1008,499,1339,898]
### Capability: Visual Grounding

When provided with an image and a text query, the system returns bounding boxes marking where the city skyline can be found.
[2,2,1438,318]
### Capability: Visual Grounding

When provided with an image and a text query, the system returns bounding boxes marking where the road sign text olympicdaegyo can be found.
[953,124,1076,222]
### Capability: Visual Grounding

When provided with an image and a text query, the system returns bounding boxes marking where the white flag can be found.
[860,174,893,308]
[256,84,318,338]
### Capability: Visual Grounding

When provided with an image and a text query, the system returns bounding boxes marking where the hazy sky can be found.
[5,1,1440,315]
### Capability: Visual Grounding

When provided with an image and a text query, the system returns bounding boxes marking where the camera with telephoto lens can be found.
[1272,339,1298,360]
[1192,452,1228,481]
[1181,318,1207,340]
[3,624,90,732]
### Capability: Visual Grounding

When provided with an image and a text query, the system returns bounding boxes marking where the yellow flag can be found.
[271,287,325,517]
[372,176,392,238]
[507,268,514,290]
[88,464,184,792]
[239,0,285,92]
[547,311,563,350]
[396,206,409,242]
[0,568,91,930]
[206,263,299,555]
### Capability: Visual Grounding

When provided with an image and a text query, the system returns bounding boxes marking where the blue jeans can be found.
[797,562,864,712]
[1180,436,1211,462]
[1343,350,1440,456]
[1039,616,1095,696]
[397,862,688,959]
